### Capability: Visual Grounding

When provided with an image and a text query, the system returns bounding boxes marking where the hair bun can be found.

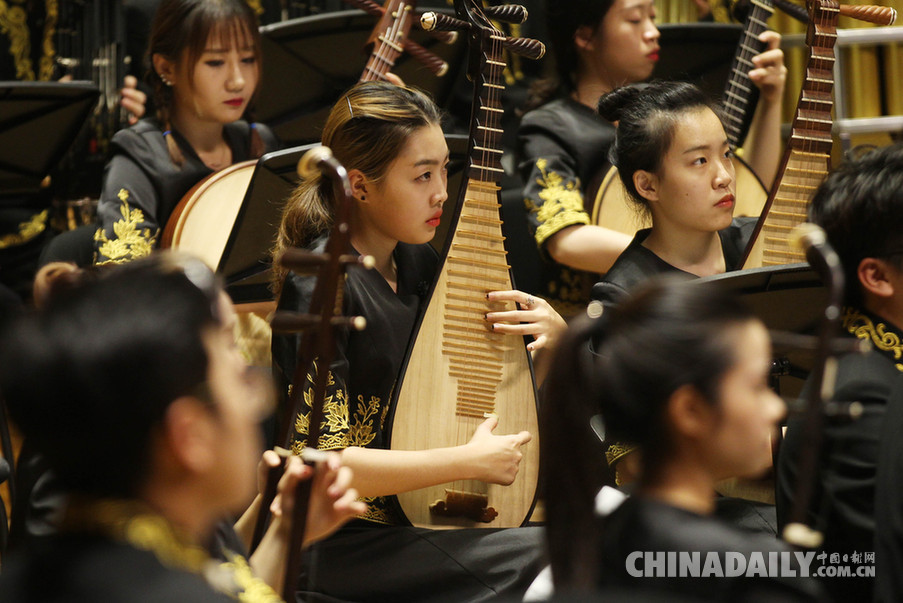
[596,84,648,122]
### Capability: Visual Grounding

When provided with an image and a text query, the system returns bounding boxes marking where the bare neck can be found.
[642,226,726,277]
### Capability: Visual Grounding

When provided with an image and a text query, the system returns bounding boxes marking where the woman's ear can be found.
[574,25,596,52]
[348,168,370,203]
[633,170,659,203]
[152,53,175,85]
[666,384,714,441]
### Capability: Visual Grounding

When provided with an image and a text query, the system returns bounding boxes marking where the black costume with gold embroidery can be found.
[0,499,281,602]
[591,217,756,307]
[93,118,277,265]
[273,236,437,525]
[777,308,903,602]
[595,496,823,601]
[516,97,616,316]
[272,235,545,602]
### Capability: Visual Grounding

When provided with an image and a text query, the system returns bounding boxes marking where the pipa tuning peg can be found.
[421,11,469,32]
[482,4,528,24]
[341,0,383,17]
[270,312,368,333]
[403,38,449,76]
[502,36,545,60]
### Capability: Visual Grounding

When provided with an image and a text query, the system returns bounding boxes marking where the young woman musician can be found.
[515,0,785,314]
[541,276,823,600]
[0,253,363,600]
[591,80,755,307]
[272,81,558,602]
[91,0,279,265]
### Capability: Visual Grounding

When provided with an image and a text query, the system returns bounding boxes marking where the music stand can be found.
[256,10,468,147]
[652,23,747,110]
[0,81,100,199]
[219,133,470,304]
[698,263,827,397]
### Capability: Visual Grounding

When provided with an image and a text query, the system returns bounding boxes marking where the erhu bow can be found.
[251,146,371,601]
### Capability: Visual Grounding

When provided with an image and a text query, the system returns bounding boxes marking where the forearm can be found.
[232,494,263,553]
[741,95,783,190]
[248,514,291,595]
[546,224,632,274]
[339,445,476,498]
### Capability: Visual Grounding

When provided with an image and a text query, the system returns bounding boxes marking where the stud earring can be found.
[160,75,172,86]
[360,195,366,201]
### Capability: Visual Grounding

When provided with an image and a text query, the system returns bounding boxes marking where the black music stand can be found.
[0,81,100,199]
[653,23,743,98]
[219,133,470,303]
[256,10,468,147]
[698,263,827,397]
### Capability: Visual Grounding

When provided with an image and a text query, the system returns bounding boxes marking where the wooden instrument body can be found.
[160,160,257,271]
[389,0,540,529]
[741,0,838,269]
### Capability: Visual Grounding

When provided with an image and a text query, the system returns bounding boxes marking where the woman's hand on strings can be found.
[749,31,787,103]
[485,290,567,352]
[465,415,532,485]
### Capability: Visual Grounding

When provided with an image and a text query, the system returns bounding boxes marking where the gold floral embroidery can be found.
[38,0,57,81]
[844,307,903,372]
[527,159,590,246]
[348,395,380,447]
[94,190,158,265]
[0,0,56,81]
[0,209,48,249]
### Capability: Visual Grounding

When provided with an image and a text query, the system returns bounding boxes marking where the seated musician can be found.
[272,81,564,602]
[540,276,823,600]
[590,80,756,308]
[0,252,364,600]
[515,0,785,315]
[776,142,903,602]
[58,0,279,267]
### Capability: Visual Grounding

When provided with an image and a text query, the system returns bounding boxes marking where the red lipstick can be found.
[427,209,442,227]
[716,194,735,209]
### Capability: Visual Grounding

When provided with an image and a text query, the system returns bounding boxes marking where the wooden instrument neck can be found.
[360,0,415,82]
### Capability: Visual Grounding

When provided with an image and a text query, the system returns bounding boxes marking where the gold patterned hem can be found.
[843,307,903,373]
[527,159,591,247]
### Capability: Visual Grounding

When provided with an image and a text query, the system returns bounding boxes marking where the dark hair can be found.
[597,81,720,211]
[540,275,758,589]
[273,82,443,291]
[524,0,615,110]
[808,142,903,306]
[0,253,224,498]
[147,0,264,166]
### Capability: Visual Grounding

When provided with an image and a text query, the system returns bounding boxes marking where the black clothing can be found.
[596,497,823,601]
[273,237,437,525]
[591,217,756,307]
[874,375,903,602]
[777,307,902,602]
[273,236,545,602]
[516,98,616,315]
[93,118,278,265]
[0,500,278,602]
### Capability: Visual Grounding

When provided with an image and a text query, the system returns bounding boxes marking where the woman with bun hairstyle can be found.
[591,80,756,307]
[515,0,785,315]
[540,276,822,600]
